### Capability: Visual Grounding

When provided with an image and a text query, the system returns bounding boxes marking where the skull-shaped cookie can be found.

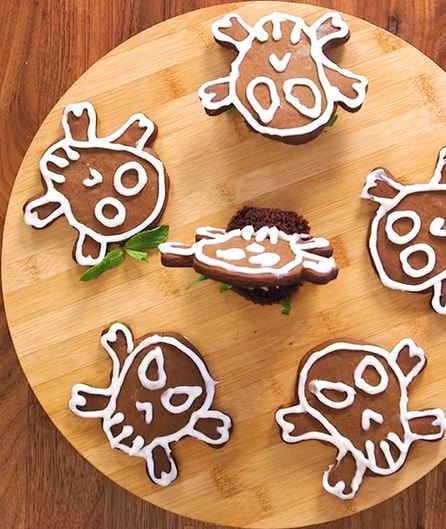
[362,148,446,314]
[276,339,445,499]
[198,11,368,144]
[70,323,232,486]
[159,225,338,288]
[24,102,169,266]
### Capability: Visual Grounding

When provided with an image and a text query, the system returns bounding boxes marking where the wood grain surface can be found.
[1,1,446,528]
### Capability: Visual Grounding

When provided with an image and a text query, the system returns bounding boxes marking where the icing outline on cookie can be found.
[69,323,232,487]
[361,147,446,314]
[198,12,368,139]
[24,102,168,266]
[276,339,446,500]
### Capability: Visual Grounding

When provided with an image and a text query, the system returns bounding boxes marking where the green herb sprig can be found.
[80,225,169,282]
[280,299,292,316]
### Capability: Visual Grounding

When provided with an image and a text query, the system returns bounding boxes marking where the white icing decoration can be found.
[283,78,323,119]
[198,12,368,138]
[246,242,265,253]
[69,323,232,487]
[135,401,153,424]
[138,346,167,390]
[309,380,356,409]
[216,248,246,261]
[94,197,126,228]
[269,52,292,72]
[161,386,203,414]
[159,226,337,281]
[248,252,281,267]
[354,355,389,395]
[362,148,446,315]
[275,340,446,500]
[23,101,167,266]
[361,409,384,431]
[83,168,103,187]
[246,76,280,124]
[385,210,421,245]
[113,161,148,197]
[430,217,446,237]
[399,243,436,278]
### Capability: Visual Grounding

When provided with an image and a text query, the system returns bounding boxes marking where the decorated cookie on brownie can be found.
[276,339,446,499]
[24,102,169,275]
[362,148,446,314]
[198,11,368,144]
[70,322,232,486]
[159,206,338,308]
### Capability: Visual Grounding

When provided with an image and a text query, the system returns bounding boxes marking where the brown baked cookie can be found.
[158,211,338,294]
[198,11,368,144]
[276,339,446,499]
[69,323,232,486]
[24,102,169,266]
[361,148,446,315]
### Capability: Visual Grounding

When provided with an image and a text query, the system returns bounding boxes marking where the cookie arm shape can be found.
[430,146,446,184]
[146,443,179,486]
[212,13,252,49]
[62,101,98,142]
[189,409,232,445]
[69,383,112,417]
[313,12,349,45]
[322,62,368,110]
[158,241,195,267]
[101,322,135,369]
[322,449,366,500]
[275,404,330,443]
[198,77,232,114]
[106,113,156,151]
[361,168,403,204]
[74,231,107,266]
[406,409,446,441]
[390,339,426,383]
[431,280,446,314]
[23,193,64,229]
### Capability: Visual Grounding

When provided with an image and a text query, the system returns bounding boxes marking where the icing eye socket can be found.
[113,161,148,197]
[354,355,389,395]
[385,210,421,245]
[95,197,126,228]
[246,77,280,125]
[83,168,103,187]
[161,386,203,414]
[309,380,356,409]
[430,217,446,237]
[399,243,436,278]
[283,79,322,119]
[138,346,167,390]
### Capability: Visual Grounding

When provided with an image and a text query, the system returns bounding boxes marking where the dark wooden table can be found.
[1,1,446,528]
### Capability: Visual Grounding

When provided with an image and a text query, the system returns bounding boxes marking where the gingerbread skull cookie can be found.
[70,323,232,486]
[362,148,446,314]
[159,225,338,288]
[276,339,446,499]
[198,11,368,144]
[24,102,169,266]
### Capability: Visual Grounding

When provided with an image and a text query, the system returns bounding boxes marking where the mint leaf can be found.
[280,299,292,316]
[220,283,233,293]
[80,248,125,281]
[125,249,148,262]
[124,225,169,251]
[186,274,208,290]
[326,114,338,127]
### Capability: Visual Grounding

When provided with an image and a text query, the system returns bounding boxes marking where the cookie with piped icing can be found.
[69,322,232,487]
[24,101,169,266]
[198,11,368,144]
[276,338,446,499]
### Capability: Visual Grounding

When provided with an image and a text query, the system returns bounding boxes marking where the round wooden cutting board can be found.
[4,2,446,527]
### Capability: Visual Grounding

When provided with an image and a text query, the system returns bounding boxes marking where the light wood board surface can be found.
[3,2,446,527]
